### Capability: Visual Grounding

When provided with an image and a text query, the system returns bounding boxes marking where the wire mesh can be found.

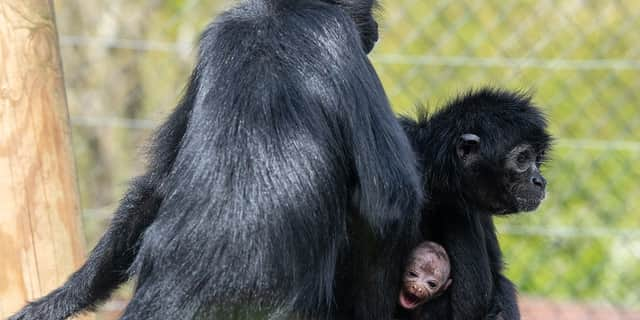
[53,0,640,319]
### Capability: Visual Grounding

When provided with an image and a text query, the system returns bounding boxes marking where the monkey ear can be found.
[457,133,481,164]
[443,278,452,291]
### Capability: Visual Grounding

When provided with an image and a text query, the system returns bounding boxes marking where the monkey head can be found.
[398,242,452,310]
[404,89,552,215]
[324,0,379,53]
[453,91,551,214]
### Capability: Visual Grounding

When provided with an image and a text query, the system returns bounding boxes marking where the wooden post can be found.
[0,1,88,317]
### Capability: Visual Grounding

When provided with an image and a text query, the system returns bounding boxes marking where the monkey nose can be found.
[531,174,546,188]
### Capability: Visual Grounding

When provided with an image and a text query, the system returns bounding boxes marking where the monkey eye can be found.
[517,153,528,164]
[408,271,418,278]
[427,281,438,288]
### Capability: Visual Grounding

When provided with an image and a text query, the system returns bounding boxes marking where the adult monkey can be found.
[401,89,551,320]
[11,0,422,319]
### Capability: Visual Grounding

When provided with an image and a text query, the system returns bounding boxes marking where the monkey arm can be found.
[9,176,161,320]
[434,213,492,320]
[482,217,520,320]
[10,80,194,320]
[339,56,422,319]
[489,274,520,320]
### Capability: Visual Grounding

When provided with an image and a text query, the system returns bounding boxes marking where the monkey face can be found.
[503,143,547,212]
[399,244,452,310]
[458,134,549,214]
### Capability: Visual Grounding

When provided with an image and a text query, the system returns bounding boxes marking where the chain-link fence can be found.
[53,1,640,319]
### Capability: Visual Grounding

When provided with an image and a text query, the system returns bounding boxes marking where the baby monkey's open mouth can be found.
[398,288,425,309]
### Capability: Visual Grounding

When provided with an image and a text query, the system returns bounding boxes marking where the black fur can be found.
[400,88,552,320]
[10,1,422,319]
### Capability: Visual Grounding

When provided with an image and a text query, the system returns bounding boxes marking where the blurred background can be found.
[52,0,639,319]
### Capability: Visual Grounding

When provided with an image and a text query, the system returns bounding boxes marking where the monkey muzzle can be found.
[398,285,428,309]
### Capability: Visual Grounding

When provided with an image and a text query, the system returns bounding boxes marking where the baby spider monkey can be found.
[398,241,452,317]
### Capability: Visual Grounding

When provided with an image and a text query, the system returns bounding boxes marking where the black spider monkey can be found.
[11,0,422,319]
[401,89,552,320]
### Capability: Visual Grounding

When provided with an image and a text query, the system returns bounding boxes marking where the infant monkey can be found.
[399,241,452,311]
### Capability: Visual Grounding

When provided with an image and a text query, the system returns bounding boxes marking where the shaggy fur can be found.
[400,89,552,320]
[10,1,422,319]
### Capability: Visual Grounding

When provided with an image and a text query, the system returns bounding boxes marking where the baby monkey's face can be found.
[399,242,452,310]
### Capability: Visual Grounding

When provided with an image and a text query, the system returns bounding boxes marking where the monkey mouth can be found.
[516,196,543,212]
[398,289,425,310]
